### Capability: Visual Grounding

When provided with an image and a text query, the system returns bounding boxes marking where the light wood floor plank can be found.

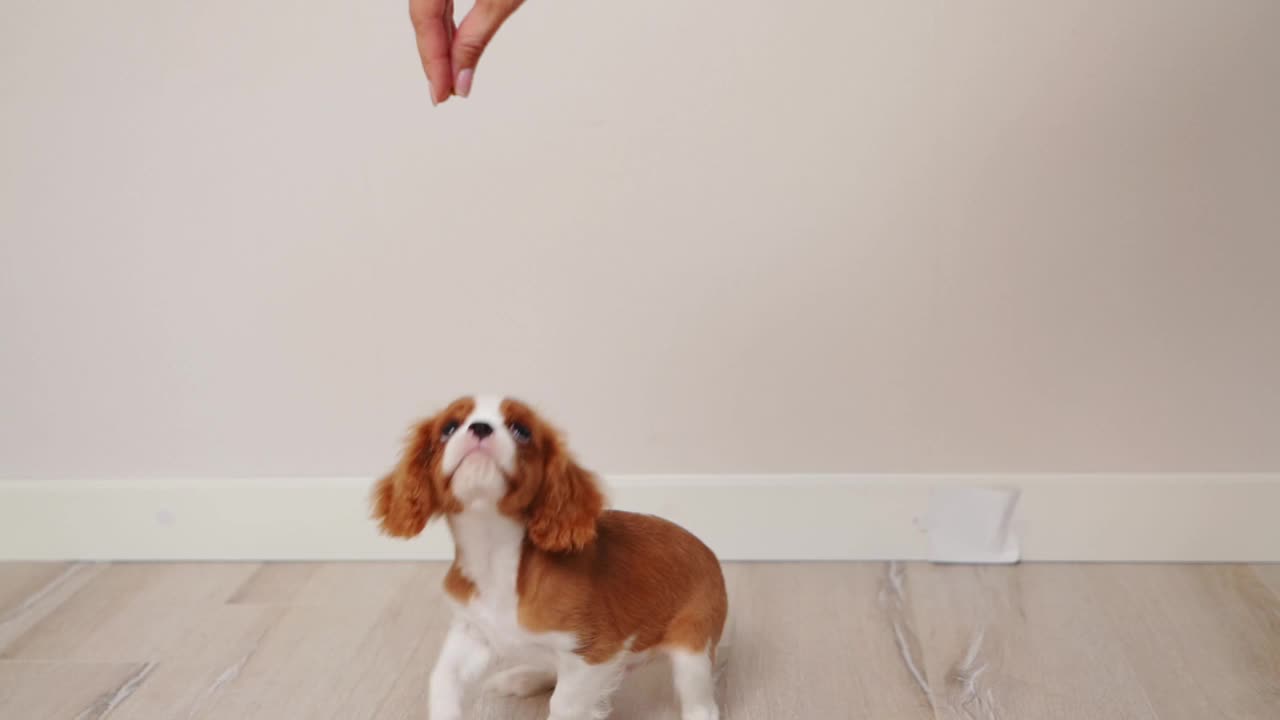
[1252,564,1280,600]
[193,564,439,720]
[907,563,1161,720]
[305,566,454,720]
[227,563,318,605]
[0,563,106,656]
[287,562,423,608]
[715,563,935,720]
[0,659,150,720]
[3,561,1279,719]
[1086,564,1280,720]
[108,603,284,720]
[3,563,259,662]
[0,563,72,619]
[606,658,683,720]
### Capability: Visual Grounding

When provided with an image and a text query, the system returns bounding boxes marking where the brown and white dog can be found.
[373,395,727,720]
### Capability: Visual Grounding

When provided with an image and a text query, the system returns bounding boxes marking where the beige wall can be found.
[2,1,1277,479]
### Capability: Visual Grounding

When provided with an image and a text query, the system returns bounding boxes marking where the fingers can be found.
[410,0,524,103]
[409,0,454,103]
[451,0,524,98]
[443,0,456,49]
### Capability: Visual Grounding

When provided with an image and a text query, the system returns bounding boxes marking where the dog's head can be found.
[372,396,604,552]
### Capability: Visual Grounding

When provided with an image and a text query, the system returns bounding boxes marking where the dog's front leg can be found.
[428,621,494,719]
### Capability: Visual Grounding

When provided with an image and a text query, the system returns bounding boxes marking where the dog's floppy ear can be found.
[373,416,445,537]
[526,446,604,553]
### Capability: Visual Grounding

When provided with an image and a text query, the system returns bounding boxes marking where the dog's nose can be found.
[468,422,494,439]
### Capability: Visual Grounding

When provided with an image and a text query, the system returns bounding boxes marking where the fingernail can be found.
[428,79,438,106]
[456,69,474,98]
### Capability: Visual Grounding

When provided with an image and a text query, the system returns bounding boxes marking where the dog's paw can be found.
[486,666,556,697]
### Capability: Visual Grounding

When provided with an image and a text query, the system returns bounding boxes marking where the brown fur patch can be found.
[443,564,477,603]
[496,398,605,552]
[371,397,475,536]
[517,510,728,663]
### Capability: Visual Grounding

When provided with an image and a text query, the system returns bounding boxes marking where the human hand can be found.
[409,0,526,104]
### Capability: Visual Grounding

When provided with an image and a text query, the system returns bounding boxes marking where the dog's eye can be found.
[440,421,460,439]
[508,422,531,444]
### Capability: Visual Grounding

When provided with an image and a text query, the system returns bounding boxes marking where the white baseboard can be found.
[1,474,1278,562]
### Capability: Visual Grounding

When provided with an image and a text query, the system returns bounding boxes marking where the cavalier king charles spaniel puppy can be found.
[373,395,727,720]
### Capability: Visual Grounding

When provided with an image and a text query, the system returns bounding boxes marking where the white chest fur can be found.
[446,507,577,664]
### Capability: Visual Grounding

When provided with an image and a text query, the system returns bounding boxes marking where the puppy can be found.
[373,395,727,720]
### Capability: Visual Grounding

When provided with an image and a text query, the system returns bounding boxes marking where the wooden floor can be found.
[1,563,1278,719]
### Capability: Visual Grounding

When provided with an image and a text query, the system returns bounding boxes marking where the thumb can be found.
[451,0,524,97]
